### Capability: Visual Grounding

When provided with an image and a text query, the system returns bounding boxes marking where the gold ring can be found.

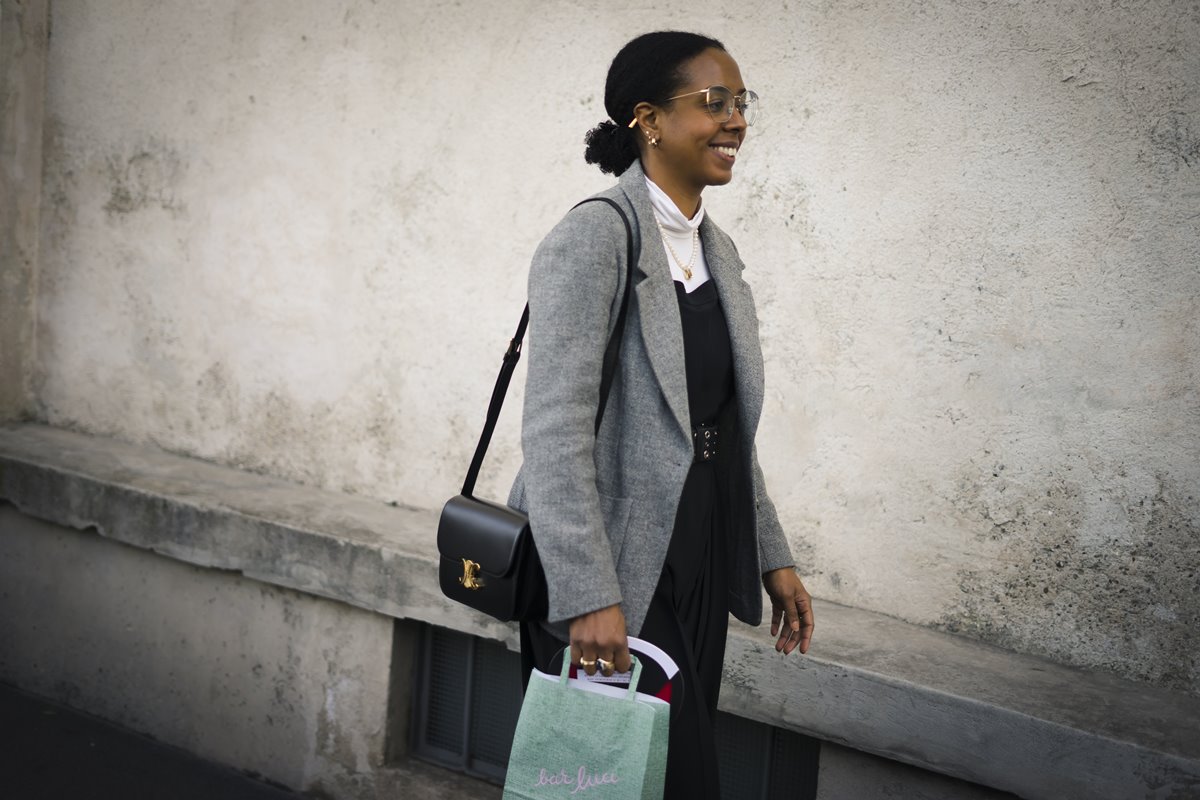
[596,658,615,675]
[580,658,597,668]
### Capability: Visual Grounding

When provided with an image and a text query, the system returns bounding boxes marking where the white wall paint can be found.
[34,1,1200,693]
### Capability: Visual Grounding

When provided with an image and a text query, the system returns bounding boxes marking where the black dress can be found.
[520,277,736,799]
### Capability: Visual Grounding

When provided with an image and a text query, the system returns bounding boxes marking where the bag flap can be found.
[438,494,530,576]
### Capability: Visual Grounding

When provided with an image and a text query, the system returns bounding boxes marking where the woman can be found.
[508,31,814,797]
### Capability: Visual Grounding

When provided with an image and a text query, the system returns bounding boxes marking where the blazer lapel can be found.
[618,166,692,445]
[701,219,765,443]
[615,162,767,448]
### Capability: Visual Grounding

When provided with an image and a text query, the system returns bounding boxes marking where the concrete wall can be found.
[0,505,395,797]
[5,425,1199,799]
[816,743,1015,800]
[0,0,48,420]
[25,0,1200,696]
[0,498,1019,800]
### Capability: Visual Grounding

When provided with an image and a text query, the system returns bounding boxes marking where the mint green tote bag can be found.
[503,656,670,799]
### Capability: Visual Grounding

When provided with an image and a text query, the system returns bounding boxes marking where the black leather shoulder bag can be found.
[437,197,639,622]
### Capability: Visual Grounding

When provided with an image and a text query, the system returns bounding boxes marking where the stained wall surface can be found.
[31,1,1200,694]
[0,0,48,420]
[0,507,394,796]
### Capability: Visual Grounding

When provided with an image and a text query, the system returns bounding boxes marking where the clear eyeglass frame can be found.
[666,85,760,127]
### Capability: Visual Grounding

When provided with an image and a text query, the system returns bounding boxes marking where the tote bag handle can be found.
[558,654,645,700]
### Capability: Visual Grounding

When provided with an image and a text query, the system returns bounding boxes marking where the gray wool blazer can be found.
[507,160,794,639]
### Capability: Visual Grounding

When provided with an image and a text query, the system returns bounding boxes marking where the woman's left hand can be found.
[762,567,814,655]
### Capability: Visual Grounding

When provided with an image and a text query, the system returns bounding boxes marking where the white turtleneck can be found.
[644,172,711,293]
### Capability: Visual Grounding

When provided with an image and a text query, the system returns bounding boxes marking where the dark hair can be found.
[583,31,725,176]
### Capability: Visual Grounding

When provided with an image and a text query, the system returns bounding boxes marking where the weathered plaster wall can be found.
[0,0,48,420]
[0,505,395,798]
[32,1,1200,694]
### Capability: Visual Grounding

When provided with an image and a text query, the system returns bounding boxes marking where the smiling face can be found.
[640,48,749,213]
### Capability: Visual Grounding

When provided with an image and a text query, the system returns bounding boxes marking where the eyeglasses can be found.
[667,85,760,126]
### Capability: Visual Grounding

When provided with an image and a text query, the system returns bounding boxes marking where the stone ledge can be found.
[1,423,1197,800]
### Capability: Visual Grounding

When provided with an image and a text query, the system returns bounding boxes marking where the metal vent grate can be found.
[410,624,524,783]
[765,716,821,799]
[716,711,772,797]
[410,623,819,796]
[422,625,470,754]
[714,706,820,799]
[467,629,524,769]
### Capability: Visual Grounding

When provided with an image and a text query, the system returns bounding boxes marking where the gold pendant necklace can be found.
[654,217,698,281]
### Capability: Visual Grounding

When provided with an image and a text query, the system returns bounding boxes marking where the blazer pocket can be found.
[598,491,634,563]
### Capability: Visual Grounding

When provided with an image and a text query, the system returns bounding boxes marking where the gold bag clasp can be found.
[460,558,483,590]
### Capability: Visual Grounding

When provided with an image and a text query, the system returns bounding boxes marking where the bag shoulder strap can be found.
[461,197,638,497]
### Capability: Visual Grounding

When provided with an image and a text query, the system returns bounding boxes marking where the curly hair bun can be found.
[584,119,638,176]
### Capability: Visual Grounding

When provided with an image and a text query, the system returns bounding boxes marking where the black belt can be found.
[692,422,720,462]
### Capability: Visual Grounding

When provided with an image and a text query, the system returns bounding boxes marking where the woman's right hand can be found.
[569,604,632,677]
